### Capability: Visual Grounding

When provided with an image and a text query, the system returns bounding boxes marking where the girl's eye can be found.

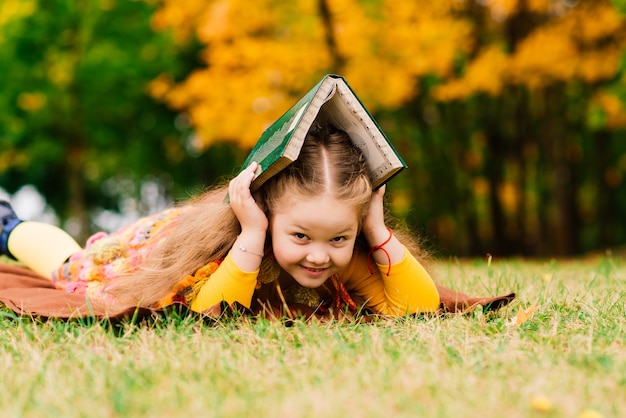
[331,236,346,243]
[294,233,307,240]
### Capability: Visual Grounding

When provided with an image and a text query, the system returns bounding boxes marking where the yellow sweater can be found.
[190,246,440,316]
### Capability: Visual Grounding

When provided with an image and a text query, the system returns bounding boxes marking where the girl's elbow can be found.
[407,291,440,314]
[417,294,441,313]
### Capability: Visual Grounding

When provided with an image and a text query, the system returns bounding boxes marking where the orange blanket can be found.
[0,263,515,320]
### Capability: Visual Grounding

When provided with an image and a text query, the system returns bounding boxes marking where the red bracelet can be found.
[367,227,393,276]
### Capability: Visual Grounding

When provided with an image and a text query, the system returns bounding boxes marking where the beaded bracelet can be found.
[367,227,393,276]
[238,244,264,258]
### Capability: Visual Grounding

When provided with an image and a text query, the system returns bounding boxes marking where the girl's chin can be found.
[293,273,332,288]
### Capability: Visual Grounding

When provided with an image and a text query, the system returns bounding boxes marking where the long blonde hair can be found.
[107,126,425,307]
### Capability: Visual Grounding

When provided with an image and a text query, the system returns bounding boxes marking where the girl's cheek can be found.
[336,247,355,267]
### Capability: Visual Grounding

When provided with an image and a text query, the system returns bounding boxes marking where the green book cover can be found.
[241,74,407,191]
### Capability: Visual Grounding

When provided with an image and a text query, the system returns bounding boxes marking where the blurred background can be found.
[1,0,625,258]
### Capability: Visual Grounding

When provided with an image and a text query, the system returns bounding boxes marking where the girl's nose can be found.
[305,245,330,264]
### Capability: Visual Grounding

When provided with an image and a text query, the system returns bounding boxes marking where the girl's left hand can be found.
[362,184,405,266]
[362,185,387,237]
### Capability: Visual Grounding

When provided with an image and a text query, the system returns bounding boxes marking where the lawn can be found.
[0,254,624,418]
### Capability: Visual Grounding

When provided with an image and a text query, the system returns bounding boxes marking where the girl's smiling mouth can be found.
[301,265,329,275]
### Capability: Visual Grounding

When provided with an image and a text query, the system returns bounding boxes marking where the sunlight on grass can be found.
[0,256,624,417]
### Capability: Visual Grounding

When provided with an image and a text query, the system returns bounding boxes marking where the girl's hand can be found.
[362,185,405,267]
[229,162,268,271]
[229,162,268,233]
[362,185,387,238]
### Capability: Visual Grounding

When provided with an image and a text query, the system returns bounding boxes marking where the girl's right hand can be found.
[229,162,268,271]
[228,162,268,233]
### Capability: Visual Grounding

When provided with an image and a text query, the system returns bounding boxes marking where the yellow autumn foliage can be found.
[486,0,518,20]
[151,0,210,41]
[0,0,36,28]
[151,0,473,148]
[486,0,553,18]
[151,0,626,148]
[435,1,626,99]
[433,45,509,101]
[0,0,36,43]
[571,3,624,43]
[509,25,578,88]
[593,92,626,129]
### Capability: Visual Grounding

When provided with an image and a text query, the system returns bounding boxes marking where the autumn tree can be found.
[149,0,626,256]
[0,0,234,240]
[430,0,626,255]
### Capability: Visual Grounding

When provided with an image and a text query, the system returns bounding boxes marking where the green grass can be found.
[0,255,624,418]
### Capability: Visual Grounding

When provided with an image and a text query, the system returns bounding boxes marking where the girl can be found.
[0,126,513,319]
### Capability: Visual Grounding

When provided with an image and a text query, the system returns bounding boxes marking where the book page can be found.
[322,83,401,182]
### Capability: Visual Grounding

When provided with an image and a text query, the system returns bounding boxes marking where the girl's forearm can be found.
[365,227,405,267]
[190,252,259,312]
[231,229,266,272]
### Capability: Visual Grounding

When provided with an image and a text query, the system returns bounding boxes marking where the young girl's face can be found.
[270,195,360,288]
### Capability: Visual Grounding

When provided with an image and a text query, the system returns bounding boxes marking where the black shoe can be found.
[0,200,22,259]
[1,201,19,226]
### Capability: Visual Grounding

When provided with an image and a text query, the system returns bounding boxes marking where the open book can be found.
[242,74,407,191]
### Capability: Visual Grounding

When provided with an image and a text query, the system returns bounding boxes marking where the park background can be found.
[2,0,626,258]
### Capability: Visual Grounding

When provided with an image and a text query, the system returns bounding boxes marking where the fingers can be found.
[233,162,257,185]
[363,184,386,234]
[229,162,257,198]
[369,184,386,212]
[372,184,386,201]
[229,162,268,231]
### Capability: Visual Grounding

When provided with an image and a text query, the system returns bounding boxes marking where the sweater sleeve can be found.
[343,246,440,315]
[190,252,259,313]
